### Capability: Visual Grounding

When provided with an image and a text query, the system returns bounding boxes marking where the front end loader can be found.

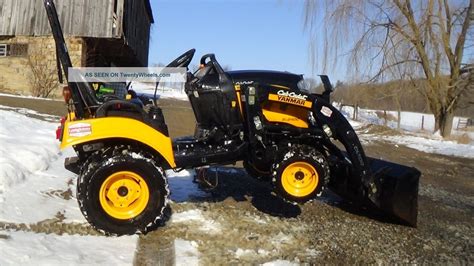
[44,0,420,236]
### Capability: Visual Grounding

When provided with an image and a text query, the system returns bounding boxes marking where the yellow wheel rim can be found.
[99,171,149,220]
[281,162,319,198]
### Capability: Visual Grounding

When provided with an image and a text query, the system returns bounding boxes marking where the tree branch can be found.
[369,59,421,82]
[453,2,472,74]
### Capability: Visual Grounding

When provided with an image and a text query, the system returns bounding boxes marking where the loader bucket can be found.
[367,157,420,227]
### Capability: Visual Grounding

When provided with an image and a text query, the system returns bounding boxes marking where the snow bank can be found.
[0,147,85,223]
[0,108,59,200]
[385,135,474,158]
[0,107,140,264]
[0,230,137,265]
[0,107,83,223]
[0,107,207,223]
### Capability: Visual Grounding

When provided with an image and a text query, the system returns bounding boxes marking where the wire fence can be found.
[337,103,472,132]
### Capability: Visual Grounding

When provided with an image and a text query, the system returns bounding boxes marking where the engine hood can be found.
[226,70,303,89]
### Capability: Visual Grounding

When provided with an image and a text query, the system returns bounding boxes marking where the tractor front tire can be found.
[272,145,330,203]
[77,147,169,235]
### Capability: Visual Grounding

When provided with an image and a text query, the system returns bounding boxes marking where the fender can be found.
[60,117,176,168]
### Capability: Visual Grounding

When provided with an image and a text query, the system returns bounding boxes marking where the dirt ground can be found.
[1,95,472,264]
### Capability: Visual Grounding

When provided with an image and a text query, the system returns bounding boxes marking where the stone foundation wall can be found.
[0,36,83,98]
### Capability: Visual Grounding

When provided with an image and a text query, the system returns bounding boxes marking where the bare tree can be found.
[152,62,166,67]
[28,56,60,98]
[304,0,473,137]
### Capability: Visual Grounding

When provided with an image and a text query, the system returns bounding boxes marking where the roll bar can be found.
[43,0,100,118]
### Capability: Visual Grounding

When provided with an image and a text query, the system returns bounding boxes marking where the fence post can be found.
[421,115,425,130]
[397,110,401,129]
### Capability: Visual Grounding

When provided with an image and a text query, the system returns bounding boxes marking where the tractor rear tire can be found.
[77,146,169,235]
[272,145,329,203]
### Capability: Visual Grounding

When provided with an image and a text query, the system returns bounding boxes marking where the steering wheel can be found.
[166,48,195,68]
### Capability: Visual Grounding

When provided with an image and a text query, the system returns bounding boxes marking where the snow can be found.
[384,134,474,158]
[0,230,137,265]
[131,82,188,101]
[235,248,255,257]
[0,105,59,122]
[0,108,60,205]
[232,248,271,260]
[174,239,200,266]
[262,260,298,266]
[0,107,139,265]
[338,103,472,137]
[252,216,268,224]
[172,209,204,223]
[335,103,474,158]
[0,107,84,223]
[272,232,294,247]
[172,209,221,233]
[0,106,212,265]
[0,148,86,223]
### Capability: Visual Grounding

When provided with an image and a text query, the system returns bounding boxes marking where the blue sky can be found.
[148,0,474,84]
[147,0,327,80]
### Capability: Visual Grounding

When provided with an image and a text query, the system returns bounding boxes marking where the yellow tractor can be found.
[45,0,419,235]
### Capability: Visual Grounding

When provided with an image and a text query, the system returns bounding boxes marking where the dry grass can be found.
[447,133,472,144]
[375,111,398,122]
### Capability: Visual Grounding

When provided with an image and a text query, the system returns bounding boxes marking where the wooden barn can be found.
[0,0,154,96]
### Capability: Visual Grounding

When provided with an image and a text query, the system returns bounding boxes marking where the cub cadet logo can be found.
[277,90,308,100]
[268,90,312,108]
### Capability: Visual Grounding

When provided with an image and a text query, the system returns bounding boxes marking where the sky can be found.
[147,0,473,84]
[147,0,327,81]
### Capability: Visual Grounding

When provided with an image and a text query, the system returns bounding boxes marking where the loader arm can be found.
[311,97,420,226]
